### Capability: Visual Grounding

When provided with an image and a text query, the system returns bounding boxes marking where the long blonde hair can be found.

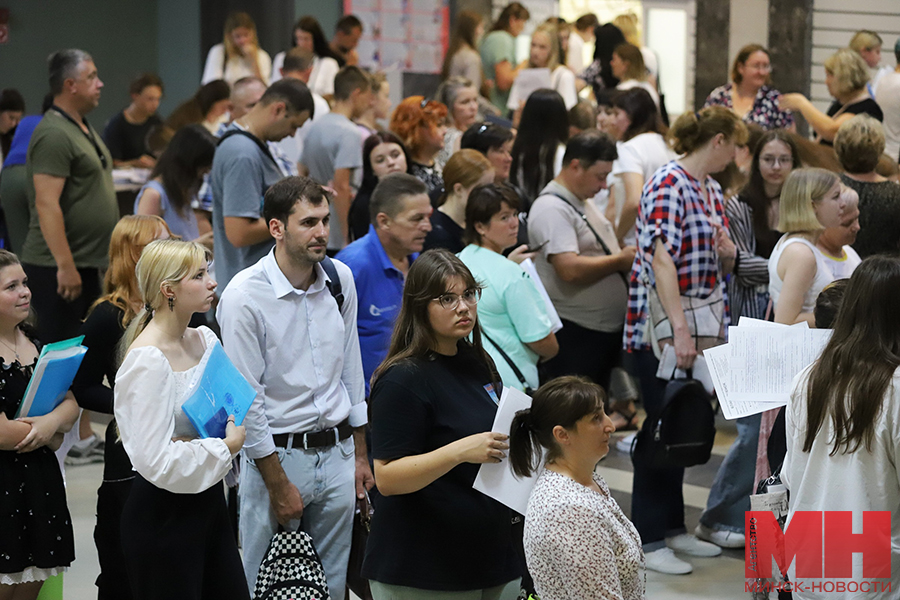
[529,23,560,71]
[89,215,172,328]
[119,239,211,364]
[223,12,260,64]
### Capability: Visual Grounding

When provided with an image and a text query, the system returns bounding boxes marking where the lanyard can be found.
[50,106,108,169]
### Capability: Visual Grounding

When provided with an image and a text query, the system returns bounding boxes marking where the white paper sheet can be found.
[655,346,714,395]
[728,327,831,403]
[473,386,541,515]
[510,68,552,105]
[519,258,563,333]
[703,344,773,419]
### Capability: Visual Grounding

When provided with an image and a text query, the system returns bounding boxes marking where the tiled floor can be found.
[61,416,752,599]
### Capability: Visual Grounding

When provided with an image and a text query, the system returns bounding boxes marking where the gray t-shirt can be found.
[527,180,628,332]
[210,126,283,292]
[300,112,363,250]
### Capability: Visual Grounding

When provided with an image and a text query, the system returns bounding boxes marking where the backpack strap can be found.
[320,256,344,313]
[217,128,279,168]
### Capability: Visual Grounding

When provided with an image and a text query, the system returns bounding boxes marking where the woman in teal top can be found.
[458,183,558,391]
[480,3,530,113]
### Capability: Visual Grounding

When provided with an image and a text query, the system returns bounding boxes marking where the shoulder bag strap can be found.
[319,256,344,313]
[543,191,628,286]
[218,129,279,168]
[481,330,529,390]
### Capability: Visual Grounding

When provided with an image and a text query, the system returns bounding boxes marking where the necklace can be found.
[0,331,20,361]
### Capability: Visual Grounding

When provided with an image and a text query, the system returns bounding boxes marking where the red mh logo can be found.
[745,511,891,579]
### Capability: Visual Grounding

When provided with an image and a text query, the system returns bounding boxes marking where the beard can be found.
[283,233,327,267]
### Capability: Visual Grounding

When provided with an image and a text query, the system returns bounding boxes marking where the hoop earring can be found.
[168,296,175,311]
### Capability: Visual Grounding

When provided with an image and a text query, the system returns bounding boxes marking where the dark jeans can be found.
[630,349,687,550]
[541,319,622,392]
[22,263,101,343]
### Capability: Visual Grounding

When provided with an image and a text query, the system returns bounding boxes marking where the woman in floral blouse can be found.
[511,376,644,600]
[704,44,794,131]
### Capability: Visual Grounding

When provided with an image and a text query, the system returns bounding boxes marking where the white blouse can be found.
[114,326,234,494]
[524,469,645,600]
[202,43,273,86]
[271,52,340,97]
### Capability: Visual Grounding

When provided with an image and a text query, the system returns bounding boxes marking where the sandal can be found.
[609,408,639,431]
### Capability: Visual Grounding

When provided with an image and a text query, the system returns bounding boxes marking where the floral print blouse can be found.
[704,83,794,130]
[524,469,645,600]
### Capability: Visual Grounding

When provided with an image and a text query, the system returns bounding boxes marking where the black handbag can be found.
[346,492,373,600]
[631,370,716,469]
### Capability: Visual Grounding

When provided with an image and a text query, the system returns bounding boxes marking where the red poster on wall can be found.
[0,9,9,45]
[344,0,449,73]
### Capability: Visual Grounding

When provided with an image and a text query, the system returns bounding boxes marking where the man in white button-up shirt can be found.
[217,176,373,598]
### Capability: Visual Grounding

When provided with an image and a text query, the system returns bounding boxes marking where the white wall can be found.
[729,0,769,64]
[812,0,900,112]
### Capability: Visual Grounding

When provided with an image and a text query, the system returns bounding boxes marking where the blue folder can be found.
[16,336,87,418]
[181,341,255,439]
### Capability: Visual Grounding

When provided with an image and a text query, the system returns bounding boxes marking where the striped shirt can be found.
[724,196,771,322]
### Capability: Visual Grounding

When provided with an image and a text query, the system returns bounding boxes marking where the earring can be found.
[168,296,175,311]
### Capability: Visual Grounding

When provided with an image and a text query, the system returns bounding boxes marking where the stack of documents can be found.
[16,336,87,418]
[704,318,832,420]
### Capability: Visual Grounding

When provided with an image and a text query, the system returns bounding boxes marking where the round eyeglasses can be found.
[433,288,481,310]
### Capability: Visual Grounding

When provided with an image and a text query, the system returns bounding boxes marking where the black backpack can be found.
[253,528,331,600]
[631,373,716,469]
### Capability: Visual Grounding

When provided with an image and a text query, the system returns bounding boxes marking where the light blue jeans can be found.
[240,437,356,599]
[699,413,761,533]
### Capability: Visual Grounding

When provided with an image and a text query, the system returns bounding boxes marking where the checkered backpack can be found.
[253,529,331,600]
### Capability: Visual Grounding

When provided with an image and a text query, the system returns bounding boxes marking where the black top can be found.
[423,210,465,254]
[348,183,374,242]
[410,161,445,204]
[841,174,900,258]
[72,300,134,482]
[362,344,520,590]
[101,110,162,161]
[821,98,884,146]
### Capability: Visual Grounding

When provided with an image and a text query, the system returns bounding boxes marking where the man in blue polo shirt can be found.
[336,173,432,392]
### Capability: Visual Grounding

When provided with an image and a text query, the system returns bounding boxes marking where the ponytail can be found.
[509,409,540,478]
[117,307,153,368]
[506,376,607,476]
[667,105,748,155]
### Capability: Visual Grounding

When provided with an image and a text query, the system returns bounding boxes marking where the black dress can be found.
[0,331,75,582]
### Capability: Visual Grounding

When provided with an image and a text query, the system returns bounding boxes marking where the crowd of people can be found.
[1,4,900,600]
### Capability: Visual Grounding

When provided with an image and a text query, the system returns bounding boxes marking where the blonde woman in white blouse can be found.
[510,376,645,600]
[202,12,272,85]
[114,239,249,600]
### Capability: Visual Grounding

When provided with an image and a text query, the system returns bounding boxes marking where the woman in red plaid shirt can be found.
[624,106,748,575]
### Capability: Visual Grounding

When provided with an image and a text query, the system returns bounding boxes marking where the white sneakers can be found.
[644,533,723,575]
[666,533,723,557]
[644,548,693,575]
[695,523,746,548]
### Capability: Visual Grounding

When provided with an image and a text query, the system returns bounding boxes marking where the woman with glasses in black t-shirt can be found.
[362,249,522,600]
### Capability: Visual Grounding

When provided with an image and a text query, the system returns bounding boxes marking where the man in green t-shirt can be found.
[22,48,117,343]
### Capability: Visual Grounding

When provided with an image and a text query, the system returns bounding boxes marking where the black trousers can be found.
[21,263,101,343]
[95,421,135,600]
[540,319,623,392]
[121,476,250,600]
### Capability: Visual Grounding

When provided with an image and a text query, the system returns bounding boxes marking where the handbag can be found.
[346,491,373,600]
[482,330,534,395]
[646,283,726,360]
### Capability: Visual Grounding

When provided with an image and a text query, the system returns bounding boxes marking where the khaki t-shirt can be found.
[22,110,118,268]
[527,180,628,332]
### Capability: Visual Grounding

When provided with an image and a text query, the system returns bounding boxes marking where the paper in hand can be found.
[473,386,541,515]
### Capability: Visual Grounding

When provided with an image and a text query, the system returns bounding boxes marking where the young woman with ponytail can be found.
[72,215,172,600]
[509,376,644,600]
[114,239,248,600]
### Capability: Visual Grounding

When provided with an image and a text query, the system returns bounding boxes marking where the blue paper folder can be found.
[16,336,87,418]
[181,342,255,439]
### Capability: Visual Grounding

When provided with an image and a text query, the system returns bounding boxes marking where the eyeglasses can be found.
[433,288,481,310]
[760,155,793,167]
[746,62,772,72]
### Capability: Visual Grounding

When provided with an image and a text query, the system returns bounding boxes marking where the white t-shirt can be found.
[821,245,861,280]
[640,46,659,80]
[875,71,900,162]
[274,92,331,166]
[202,43,272,86]
[616,79,659,107]
[270,52,339,97]
[567,32,586,74]
[508,65,578,110]
[611,133,675,245]
[783,365,900,600]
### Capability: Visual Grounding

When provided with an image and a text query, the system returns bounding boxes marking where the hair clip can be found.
[420,98,429,109]
[477,122,490,134]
